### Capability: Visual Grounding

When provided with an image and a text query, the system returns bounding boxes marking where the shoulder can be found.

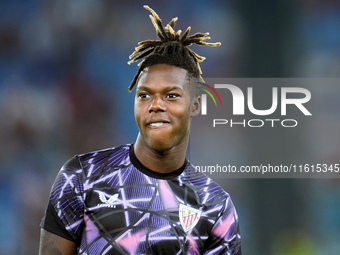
[185,162,227,190]
[57,144,131,180]
[76,144,131,168]
[183,162,231,203]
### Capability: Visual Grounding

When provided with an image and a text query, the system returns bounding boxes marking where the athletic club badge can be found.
[179,204,202,232]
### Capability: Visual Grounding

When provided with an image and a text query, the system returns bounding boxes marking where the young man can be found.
[39,6,241,254]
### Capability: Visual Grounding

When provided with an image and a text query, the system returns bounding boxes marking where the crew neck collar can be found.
[129,144,187,180]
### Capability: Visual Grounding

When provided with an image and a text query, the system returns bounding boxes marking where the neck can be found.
[134,135,188,174]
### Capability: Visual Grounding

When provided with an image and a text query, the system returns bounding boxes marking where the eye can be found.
[166,93,180,99]
[138,93,150,99]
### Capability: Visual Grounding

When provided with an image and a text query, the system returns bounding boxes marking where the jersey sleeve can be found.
[205,195,242,255]
[40,156,85,244]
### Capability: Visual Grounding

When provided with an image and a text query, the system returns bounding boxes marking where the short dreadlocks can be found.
[128,5,221,92]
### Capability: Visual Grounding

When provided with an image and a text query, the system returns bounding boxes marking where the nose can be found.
[149,95,166,112]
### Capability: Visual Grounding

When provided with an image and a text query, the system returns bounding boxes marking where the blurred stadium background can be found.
[1,0,340,254]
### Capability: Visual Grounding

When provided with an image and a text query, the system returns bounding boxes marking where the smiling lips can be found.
[147,121,170,128]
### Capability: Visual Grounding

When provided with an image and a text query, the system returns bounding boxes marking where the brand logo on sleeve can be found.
[179,204,202,232]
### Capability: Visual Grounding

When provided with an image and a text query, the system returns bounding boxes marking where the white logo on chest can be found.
[98,191,119,208]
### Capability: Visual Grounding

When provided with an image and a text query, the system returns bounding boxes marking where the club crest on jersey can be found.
[98,191,119,208]
[179,204,202,232]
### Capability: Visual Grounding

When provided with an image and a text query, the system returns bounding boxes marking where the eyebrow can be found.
[136,85,184,93]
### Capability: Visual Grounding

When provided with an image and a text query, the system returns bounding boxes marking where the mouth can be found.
[147,121,170,128]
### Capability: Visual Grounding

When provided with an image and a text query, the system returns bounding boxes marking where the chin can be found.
[138,131,188,153]
[147,140,174,152]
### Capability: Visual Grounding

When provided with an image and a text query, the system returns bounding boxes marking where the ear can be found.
[190,96,201,117]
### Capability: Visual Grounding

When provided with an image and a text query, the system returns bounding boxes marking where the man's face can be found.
[134,64,200,152]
